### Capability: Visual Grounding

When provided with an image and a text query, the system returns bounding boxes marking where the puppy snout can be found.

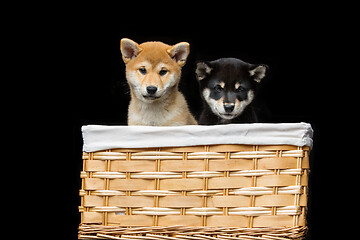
[224,103,235,113]
[146,86,158,95]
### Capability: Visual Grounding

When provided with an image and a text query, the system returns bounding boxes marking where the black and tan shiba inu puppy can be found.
[196,58,267,125]
[120,38,197,126]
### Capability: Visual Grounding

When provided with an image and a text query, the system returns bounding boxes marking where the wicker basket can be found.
[79,123,313,239]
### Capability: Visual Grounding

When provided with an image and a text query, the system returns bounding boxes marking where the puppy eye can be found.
[159,69,168,76]
[235,86,245,92]
[214,85,223,93]
[139,67,147,75]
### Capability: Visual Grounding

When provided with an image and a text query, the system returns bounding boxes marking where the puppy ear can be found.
[120,38,142,64]
[249,64,268,83]
[167,42,190,67]
[195,61,213,81]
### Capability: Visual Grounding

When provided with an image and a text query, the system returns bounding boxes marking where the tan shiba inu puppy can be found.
[120,38,197,126]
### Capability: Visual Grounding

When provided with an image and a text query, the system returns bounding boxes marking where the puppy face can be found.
[120,38,190,103]
[196,58,267,120]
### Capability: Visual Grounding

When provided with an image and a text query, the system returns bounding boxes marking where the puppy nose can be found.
[224,103,235,113]
[146,86,157,95]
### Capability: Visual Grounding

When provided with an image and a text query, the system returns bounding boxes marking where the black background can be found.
[62,5,336,239]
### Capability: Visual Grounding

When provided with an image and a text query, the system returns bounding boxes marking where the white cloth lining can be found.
[82,123,313,152]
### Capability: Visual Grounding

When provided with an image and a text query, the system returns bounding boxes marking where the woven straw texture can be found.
[79,144,310,239]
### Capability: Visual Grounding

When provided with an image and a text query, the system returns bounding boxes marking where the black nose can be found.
[224,103,235,113]
[146,86,157,95]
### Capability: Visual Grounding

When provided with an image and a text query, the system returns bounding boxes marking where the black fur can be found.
[196,58,268,125]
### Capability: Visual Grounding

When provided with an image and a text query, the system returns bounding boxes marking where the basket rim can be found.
[82,123,313,152]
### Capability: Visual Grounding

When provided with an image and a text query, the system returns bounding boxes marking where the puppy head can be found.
[120,38,190,103]
[196,58,267,120]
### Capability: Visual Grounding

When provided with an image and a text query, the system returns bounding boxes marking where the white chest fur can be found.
[128,98,181,126]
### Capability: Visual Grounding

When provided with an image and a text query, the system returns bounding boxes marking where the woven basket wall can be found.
[79,144,310,239]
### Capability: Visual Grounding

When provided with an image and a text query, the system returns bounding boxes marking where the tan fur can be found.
[120,38,197,126]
